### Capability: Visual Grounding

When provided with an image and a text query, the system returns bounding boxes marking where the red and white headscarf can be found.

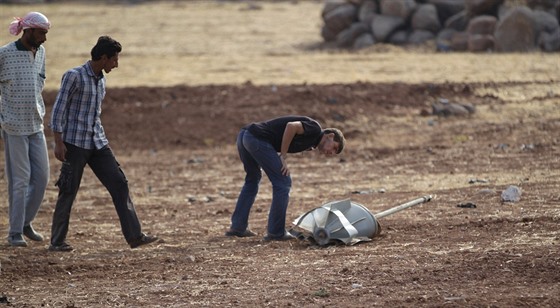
[9,12,50,36]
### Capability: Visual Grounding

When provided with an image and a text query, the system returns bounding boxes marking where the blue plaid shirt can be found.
[50,61,108,150]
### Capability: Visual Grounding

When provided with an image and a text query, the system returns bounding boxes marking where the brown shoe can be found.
[130,234,158,249]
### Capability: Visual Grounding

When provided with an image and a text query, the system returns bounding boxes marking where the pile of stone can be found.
[321,0,560,52]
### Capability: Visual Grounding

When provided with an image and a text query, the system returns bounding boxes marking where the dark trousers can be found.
[50,143,143,245]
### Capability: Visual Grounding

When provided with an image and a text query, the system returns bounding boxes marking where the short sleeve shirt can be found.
[245,115,323,153]
[0,40,47,135]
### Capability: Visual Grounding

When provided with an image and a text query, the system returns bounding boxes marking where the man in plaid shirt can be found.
[49,36,158,251]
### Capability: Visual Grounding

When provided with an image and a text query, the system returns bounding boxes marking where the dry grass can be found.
[1,1,559,89]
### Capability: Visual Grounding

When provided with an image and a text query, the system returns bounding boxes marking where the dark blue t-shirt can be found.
[245,115,323,153]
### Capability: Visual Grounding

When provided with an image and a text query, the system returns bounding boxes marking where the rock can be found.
[465,0,505,16]
[432,99,476,116]
[539,27,560,51]
[353,33,376,49]
[469,178,489,184]
[427,0,466,23]
[534,10,560,51]
[409,29,436,44]
[321,25,338,42]
[501,185,522,202]
[432,102,470,116]
[358,0,378,22]
[240,2,262,11]
[436,27,457,51]
[450,31,470,50]
[445,10,470,31]
[527,0,560,12]
[371,13,406,42]
[336,22,370,47]
[411,4,442,33]
[467,15,497,35]
[351,189,373,194]
[323,3,359,40]
[322,0,348,19]
[319,0,559,53]
[533,10,560,34]
[0,295,10,304]
[495,6,538,52]
[457,202,477,208]
[380,0,418,20]
[477,188,497,195]
[468,33,495,51]
[389,30,409,45]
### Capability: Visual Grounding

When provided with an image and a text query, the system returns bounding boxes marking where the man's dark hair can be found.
[91,36,122,61]
[324,128,345,154]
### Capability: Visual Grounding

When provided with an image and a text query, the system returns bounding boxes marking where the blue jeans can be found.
[2,130,49,236]
[230,129,292,237]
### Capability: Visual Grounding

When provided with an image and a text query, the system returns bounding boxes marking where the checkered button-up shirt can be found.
[50,61,108,150]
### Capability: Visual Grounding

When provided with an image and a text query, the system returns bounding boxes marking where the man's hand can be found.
[54,142,67,162]
[53,132,67,162]
[280,154,290,176]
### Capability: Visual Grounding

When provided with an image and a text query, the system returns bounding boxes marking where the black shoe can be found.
[263,232,295,241]
[225,229,256,237]
[7,234,28,247]
[130,234,158,249]
[23,225,44,242]
[48,242,74,252]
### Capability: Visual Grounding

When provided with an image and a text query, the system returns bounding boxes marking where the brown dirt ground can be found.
[1,1,560,307]
[1,80,559,307]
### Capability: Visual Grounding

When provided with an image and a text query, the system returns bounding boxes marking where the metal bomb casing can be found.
[291,195,433,246]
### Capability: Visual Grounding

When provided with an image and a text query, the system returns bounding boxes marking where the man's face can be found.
[28,28,48,48]
[102,53,119,74]
[317,133,340,155]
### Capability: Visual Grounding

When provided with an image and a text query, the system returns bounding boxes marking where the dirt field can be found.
[1,1,560,307]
